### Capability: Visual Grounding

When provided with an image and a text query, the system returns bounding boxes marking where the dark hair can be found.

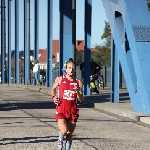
[69,58,73,61]
[66,58,76,68]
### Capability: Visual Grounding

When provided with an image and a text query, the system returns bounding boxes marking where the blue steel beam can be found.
[84,0,92,95]
[1,0,4,84]
[24,0,29,84]
[33,0,39,85]
[102,0,150,114]
[34,0,39,60]
[72,0,76,65]
[7,0,12,84]
[59,0,72,76]
[47,0,53,87]
[15,0,19,84]
[110,39,119,102]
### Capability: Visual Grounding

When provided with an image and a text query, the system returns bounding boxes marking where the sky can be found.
[0,0,107,51]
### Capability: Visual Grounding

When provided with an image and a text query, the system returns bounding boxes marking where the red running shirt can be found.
[56,76,79,116]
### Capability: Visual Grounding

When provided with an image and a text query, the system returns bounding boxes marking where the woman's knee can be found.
[68,122,76,133]
[58,119,68,136]
[60,129,68,136]
[68,128,75,134]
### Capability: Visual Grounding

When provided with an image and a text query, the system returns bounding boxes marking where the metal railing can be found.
[2,66,126,88]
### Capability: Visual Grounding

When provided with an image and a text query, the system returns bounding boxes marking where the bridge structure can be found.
[1,0,150,114]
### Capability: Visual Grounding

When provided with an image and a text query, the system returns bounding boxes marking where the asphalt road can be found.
[0,86,150,150]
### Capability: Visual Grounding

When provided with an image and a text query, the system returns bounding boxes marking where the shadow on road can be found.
[0,136,58,145]
[0,101,91,111]
[84,91,130,107]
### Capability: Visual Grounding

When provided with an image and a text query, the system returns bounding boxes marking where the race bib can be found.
[63,90,76,100]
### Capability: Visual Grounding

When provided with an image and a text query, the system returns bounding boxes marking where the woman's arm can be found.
[76,80,84,102]
[50,77,60,97]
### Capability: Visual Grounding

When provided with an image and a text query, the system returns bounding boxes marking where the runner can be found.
[51,58,83,150]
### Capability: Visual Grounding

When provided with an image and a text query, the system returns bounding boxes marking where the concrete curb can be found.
[2,84,150,126]
[94,103,145,121]
[84,99,150,125]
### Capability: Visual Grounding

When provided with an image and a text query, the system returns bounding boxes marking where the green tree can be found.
[91,46,111,66]
[90,21,111,66]
[76,50,84,66]
[6,60,23,77]
[147,0,150,10]
[11,61,15,77]
[101,21,111,48]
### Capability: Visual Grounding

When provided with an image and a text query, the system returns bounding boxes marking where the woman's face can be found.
[66,62,75,76]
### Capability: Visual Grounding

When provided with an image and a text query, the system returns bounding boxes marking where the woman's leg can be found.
[57,119,69,150]
[34,72,38,85]
[66,121,76,141]
[58,119,69,136]
[65,121,76,150]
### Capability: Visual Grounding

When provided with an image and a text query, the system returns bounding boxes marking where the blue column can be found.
[8,0,12,84]
[15,0,19,84]
[24,0,29,84]
[1,0,4,84]
[59,0,72,76]
[110,39,119,103]
[34,0,39,60]
[33,0,39,85]
[72,0,76,63]
[47,0,53,87]
[84,0,92,95]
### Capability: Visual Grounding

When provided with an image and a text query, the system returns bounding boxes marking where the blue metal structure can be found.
[101,0,150,114]
[24,0,29,84]
[34,0,39,61]
[1,0,150,114]
[15,0,19,84]
[7,0,11,84]
[33,0,39,85]
[110,39,119,102]
[59,0,72,76]
[72,0,76,65]
[1,0,4,84]
[46,0,53,87]
[84,0,92,95]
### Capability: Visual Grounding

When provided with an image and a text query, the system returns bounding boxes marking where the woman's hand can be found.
[74,85,80,93]
[53,96,59,105]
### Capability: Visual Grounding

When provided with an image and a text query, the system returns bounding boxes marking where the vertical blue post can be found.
[33,0,39,85]
[34,0,39,60]
[59,0,72,76]
[15,0,19,84]
[1,0,4,84]
[72,0,76,64]
[84,0,92,95]
[110,39,119,103]
[47,0,53,87]
[8,0,12,84]
[24,0,29,84]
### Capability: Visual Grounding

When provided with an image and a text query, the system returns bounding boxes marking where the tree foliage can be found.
[76,50,84,66]
[90,20,111,66]
[147,0,150,10]
[101,21,111,48]
[6,60,23,77]
[91,46,111,66]
[11,61,15,77]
